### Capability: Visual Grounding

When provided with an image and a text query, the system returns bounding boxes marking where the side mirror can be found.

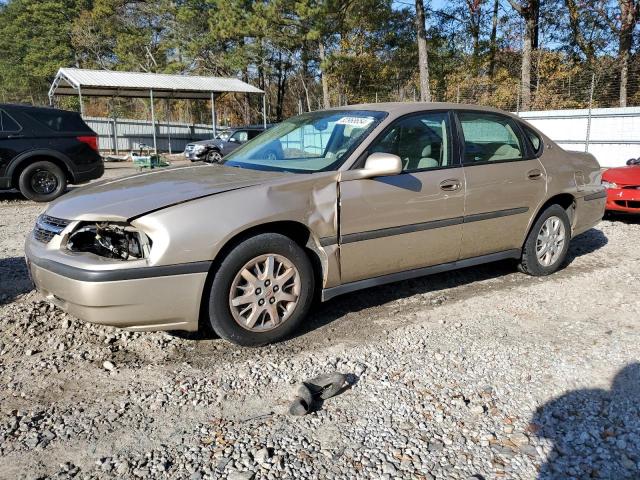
[341,152,402,181]
[364,152,403,176]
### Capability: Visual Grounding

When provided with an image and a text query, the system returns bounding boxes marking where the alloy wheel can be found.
[228,253,301,332]
[536,215,566,267]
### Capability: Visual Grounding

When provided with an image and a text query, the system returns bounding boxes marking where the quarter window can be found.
[458,112,524,164]
[26,109,90,132]
[523,126,542,154]
[0,110,21,132]
[367,112,451,172]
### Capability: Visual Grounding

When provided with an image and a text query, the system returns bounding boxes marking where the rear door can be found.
[0,109,24,179]
[338,110,465,284]
[455,111,547,259]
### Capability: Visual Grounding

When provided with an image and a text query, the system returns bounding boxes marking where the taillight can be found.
[77,135,99,152]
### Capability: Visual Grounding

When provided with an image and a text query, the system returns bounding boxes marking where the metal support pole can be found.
[210,92,217,138]
[585,73,595,153]
[78,86,84,116]
[166,98,172,154]
[150,89,157,153]
[262,94,267,128]
[112,118,119,155]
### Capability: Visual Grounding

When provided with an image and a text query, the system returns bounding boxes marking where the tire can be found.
[519,204,571,276]
[206,150,223,163]
[207,233,315,346]
[264,150,278,161]
[18,161,67,202]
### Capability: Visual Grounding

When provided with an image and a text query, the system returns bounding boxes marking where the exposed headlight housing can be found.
[193,144,206,152]
[602,180,618,189]
[67,222,152,260]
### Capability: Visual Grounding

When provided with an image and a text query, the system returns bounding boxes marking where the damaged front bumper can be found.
[25,221,209,332]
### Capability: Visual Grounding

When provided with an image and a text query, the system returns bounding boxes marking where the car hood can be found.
[192,139,221,147]
[602,165,640,185]
[46,164,289,221]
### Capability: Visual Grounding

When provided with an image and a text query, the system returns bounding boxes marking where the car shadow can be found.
[295,227,609,338]
[531,362,640,478]
[564,227,608,265]
[605,211,640,225]
[0,256,33,305]
[0,190,28,202]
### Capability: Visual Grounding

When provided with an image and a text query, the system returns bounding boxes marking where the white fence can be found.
[86,107,640,167]
[84,116,216,154]
[518,106,640,168]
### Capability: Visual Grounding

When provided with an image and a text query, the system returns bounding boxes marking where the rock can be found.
[469,405,485,415]
[227,470,255,480]
[102,361,115,371]
[254,447,271,464]
[510,433,529,446]
[381,462,397,475]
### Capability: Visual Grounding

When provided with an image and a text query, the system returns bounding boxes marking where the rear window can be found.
[0,110,21,132]
[25,109,92,133]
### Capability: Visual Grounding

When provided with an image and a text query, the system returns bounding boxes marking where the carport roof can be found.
[49,67,264,100]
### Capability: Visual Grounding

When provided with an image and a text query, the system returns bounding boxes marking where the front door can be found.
[455,111,547,259]
[338,111,465,284]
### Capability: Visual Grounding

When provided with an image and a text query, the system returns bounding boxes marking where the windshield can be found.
[223,110,386,173]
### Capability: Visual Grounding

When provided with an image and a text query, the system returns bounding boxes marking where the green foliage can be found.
[0,0,637,116]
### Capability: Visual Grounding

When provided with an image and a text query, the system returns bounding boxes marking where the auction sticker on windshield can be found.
[336,116,374,127]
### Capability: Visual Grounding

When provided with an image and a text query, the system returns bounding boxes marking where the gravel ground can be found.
[1,163,639,479]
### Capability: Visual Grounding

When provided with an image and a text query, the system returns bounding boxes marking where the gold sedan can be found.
[25,103,606,346]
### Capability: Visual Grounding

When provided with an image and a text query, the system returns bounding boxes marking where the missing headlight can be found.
[67,223,152,260]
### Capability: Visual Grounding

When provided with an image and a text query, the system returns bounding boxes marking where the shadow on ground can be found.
[296,227,609,338]
[0,257,32,305]
[605,211,640,225]
[532,363,640,478]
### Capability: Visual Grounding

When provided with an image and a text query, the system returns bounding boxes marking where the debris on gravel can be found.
[1,175,640,479]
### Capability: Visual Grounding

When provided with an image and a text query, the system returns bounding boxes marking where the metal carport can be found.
[48,67,265,153]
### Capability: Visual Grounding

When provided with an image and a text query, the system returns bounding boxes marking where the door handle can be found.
[527,169,544,180]
[439,179,461,191]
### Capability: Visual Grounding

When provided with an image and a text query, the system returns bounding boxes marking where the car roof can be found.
[0,103,77,114]
[230,127,264,132]
[332,102,519,118]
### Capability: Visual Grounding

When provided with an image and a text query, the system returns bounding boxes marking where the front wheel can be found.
[18,161,67,202]
[519,204,571,276]
[206,150,223,163]
[207,233,315,346]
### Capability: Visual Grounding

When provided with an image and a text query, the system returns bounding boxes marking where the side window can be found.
[248,130,261,139]
[367,112,451,172]
[0,110,21,132]
[26,109,89,132]
[458,112,524,164]
[234,131,249,142]
[523,125,542,154]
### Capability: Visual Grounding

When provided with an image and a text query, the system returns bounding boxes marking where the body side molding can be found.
[321,249,521,301]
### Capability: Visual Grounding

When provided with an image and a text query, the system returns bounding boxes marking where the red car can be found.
[602,159,640,214]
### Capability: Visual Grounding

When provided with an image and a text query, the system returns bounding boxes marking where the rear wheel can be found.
[18,161,67,202]
[519,204,571,276]
[207,233,315,346]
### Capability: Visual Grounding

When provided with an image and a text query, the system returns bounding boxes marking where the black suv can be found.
[184,127,265,162]
[0,104,104,202]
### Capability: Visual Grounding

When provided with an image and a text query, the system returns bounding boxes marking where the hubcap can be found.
[228,253,301,332]
[536,216,566,267]
[30,170,58,195]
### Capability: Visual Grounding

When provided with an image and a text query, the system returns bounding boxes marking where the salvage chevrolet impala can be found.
[25,103,606,346]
